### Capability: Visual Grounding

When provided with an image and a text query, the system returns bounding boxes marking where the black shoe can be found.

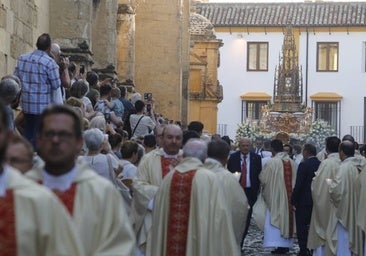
[271,247,290,254]
[297,249,312,256]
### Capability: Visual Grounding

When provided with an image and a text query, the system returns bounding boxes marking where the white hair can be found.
[83,128,104,151]
[183,138,207,163]
[50,43,61,56]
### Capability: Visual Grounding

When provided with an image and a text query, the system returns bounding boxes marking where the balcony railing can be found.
[350,126,364,144]
[217,124,227,136]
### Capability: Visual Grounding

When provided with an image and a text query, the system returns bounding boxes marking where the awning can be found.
[240,92,271,101]
[310,92,342,101]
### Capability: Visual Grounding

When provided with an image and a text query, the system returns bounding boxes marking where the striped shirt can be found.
[14,50,60,114]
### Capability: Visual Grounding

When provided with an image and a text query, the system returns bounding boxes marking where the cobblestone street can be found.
[241,219,299,256]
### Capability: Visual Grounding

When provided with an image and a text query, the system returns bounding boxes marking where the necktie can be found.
[240,155,247,188]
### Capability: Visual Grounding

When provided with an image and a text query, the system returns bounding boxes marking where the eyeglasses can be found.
[42,130,75,140]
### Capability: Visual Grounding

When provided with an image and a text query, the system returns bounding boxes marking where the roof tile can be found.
[196,2,366,27]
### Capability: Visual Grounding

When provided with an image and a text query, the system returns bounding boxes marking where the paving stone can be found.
[241,219,299,256]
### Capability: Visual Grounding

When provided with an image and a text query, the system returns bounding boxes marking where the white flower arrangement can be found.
[235,118,336,151]
[304,119,337,151]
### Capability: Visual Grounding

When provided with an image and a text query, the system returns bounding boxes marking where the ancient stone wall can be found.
[50,0,92,48]
[134,0,190,123]
[50,0,118,71]
[0,0,50,78]
[116,2,135,82]
[91,0,118,69]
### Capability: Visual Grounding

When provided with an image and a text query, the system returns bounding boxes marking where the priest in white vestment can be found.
[0,101,84,256]
[355,157,366,255]
[1,165,84,256]
[259,139,297,254]
[149,139,230,256]
[131,124,183,254]
[204,139,249,255]
[327,141,363,256]
[308,136,341,256]
[26,105,136,256]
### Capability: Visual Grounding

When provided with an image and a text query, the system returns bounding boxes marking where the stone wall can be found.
[0,0,50,78]
[0,0,118,79]
[116,2,135,82]
[50,0,92,49]
[91,0,118,69]
[50,0,118,71]
[134,0,190,123]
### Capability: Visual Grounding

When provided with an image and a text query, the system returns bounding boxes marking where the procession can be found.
[1,0,366,255]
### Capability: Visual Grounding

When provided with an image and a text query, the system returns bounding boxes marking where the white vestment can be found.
[263,210,294,248]
[259,152,297,247]
[1,166,84,256]
[204,158,249,255]
[26,160,136,256]
[307,153,341,254]
[327,157,363,256]
[149,157,231,256]
[131,148,183,253]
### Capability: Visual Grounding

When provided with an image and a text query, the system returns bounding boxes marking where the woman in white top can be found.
[79,128,121,184]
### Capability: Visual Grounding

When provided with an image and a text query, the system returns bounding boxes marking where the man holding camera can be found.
[129,98,156,141]
[14,33,63,148]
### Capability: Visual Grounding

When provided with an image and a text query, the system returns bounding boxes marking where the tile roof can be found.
[196,2,366,27]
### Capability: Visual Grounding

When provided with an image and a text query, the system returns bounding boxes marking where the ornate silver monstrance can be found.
[260,26,312,137]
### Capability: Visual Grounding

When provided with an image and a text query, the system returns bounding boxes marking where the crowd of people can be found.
[1,32,366,256]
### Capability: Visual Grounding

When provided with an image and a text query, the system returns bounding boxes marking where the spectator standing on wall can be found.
[14,33,62,148]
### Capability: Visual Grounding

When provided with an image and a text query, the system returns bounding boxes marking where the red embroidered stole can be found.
[52,183,78,216]
[282,160,294,237]
[161,157,179,178]
[39,181,78,216]
[166,170,197,255]
[0,190,17,255]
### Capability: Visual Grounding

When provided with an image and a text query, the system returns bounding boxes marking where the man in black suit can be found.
[227,137,262,251]
[291,143,321,256]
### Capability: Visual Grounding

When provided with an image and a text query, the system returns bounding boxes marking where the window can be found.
[314,102,338,132]
[317,42,338,72]
[247,42,268,71]
[363,42,366,72]
[242,101,268,122]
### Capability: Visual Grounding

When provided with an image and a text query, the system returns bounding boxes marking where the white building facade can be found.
[198,2,366,143]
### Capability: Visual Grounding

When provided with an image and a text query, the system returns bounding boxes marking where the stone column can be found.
[116,3,135,83]
[91,0,118,69]
[134,0,190,123]
[49,0,94,70]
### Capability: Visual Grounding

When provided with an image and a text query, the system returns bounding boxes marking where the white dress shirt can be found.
[241,153,251,187]
[0,165,9,197]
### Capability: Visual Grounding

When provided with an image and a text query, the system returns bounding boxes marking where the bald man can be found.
[150,139,232,255]
[227,137,262,249]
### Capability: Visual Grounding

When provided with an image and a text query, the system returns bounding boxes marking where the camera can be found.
[144,93,152,101]
[104,112,111,124]
[79,65,85,75]
[146,104,152,113]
